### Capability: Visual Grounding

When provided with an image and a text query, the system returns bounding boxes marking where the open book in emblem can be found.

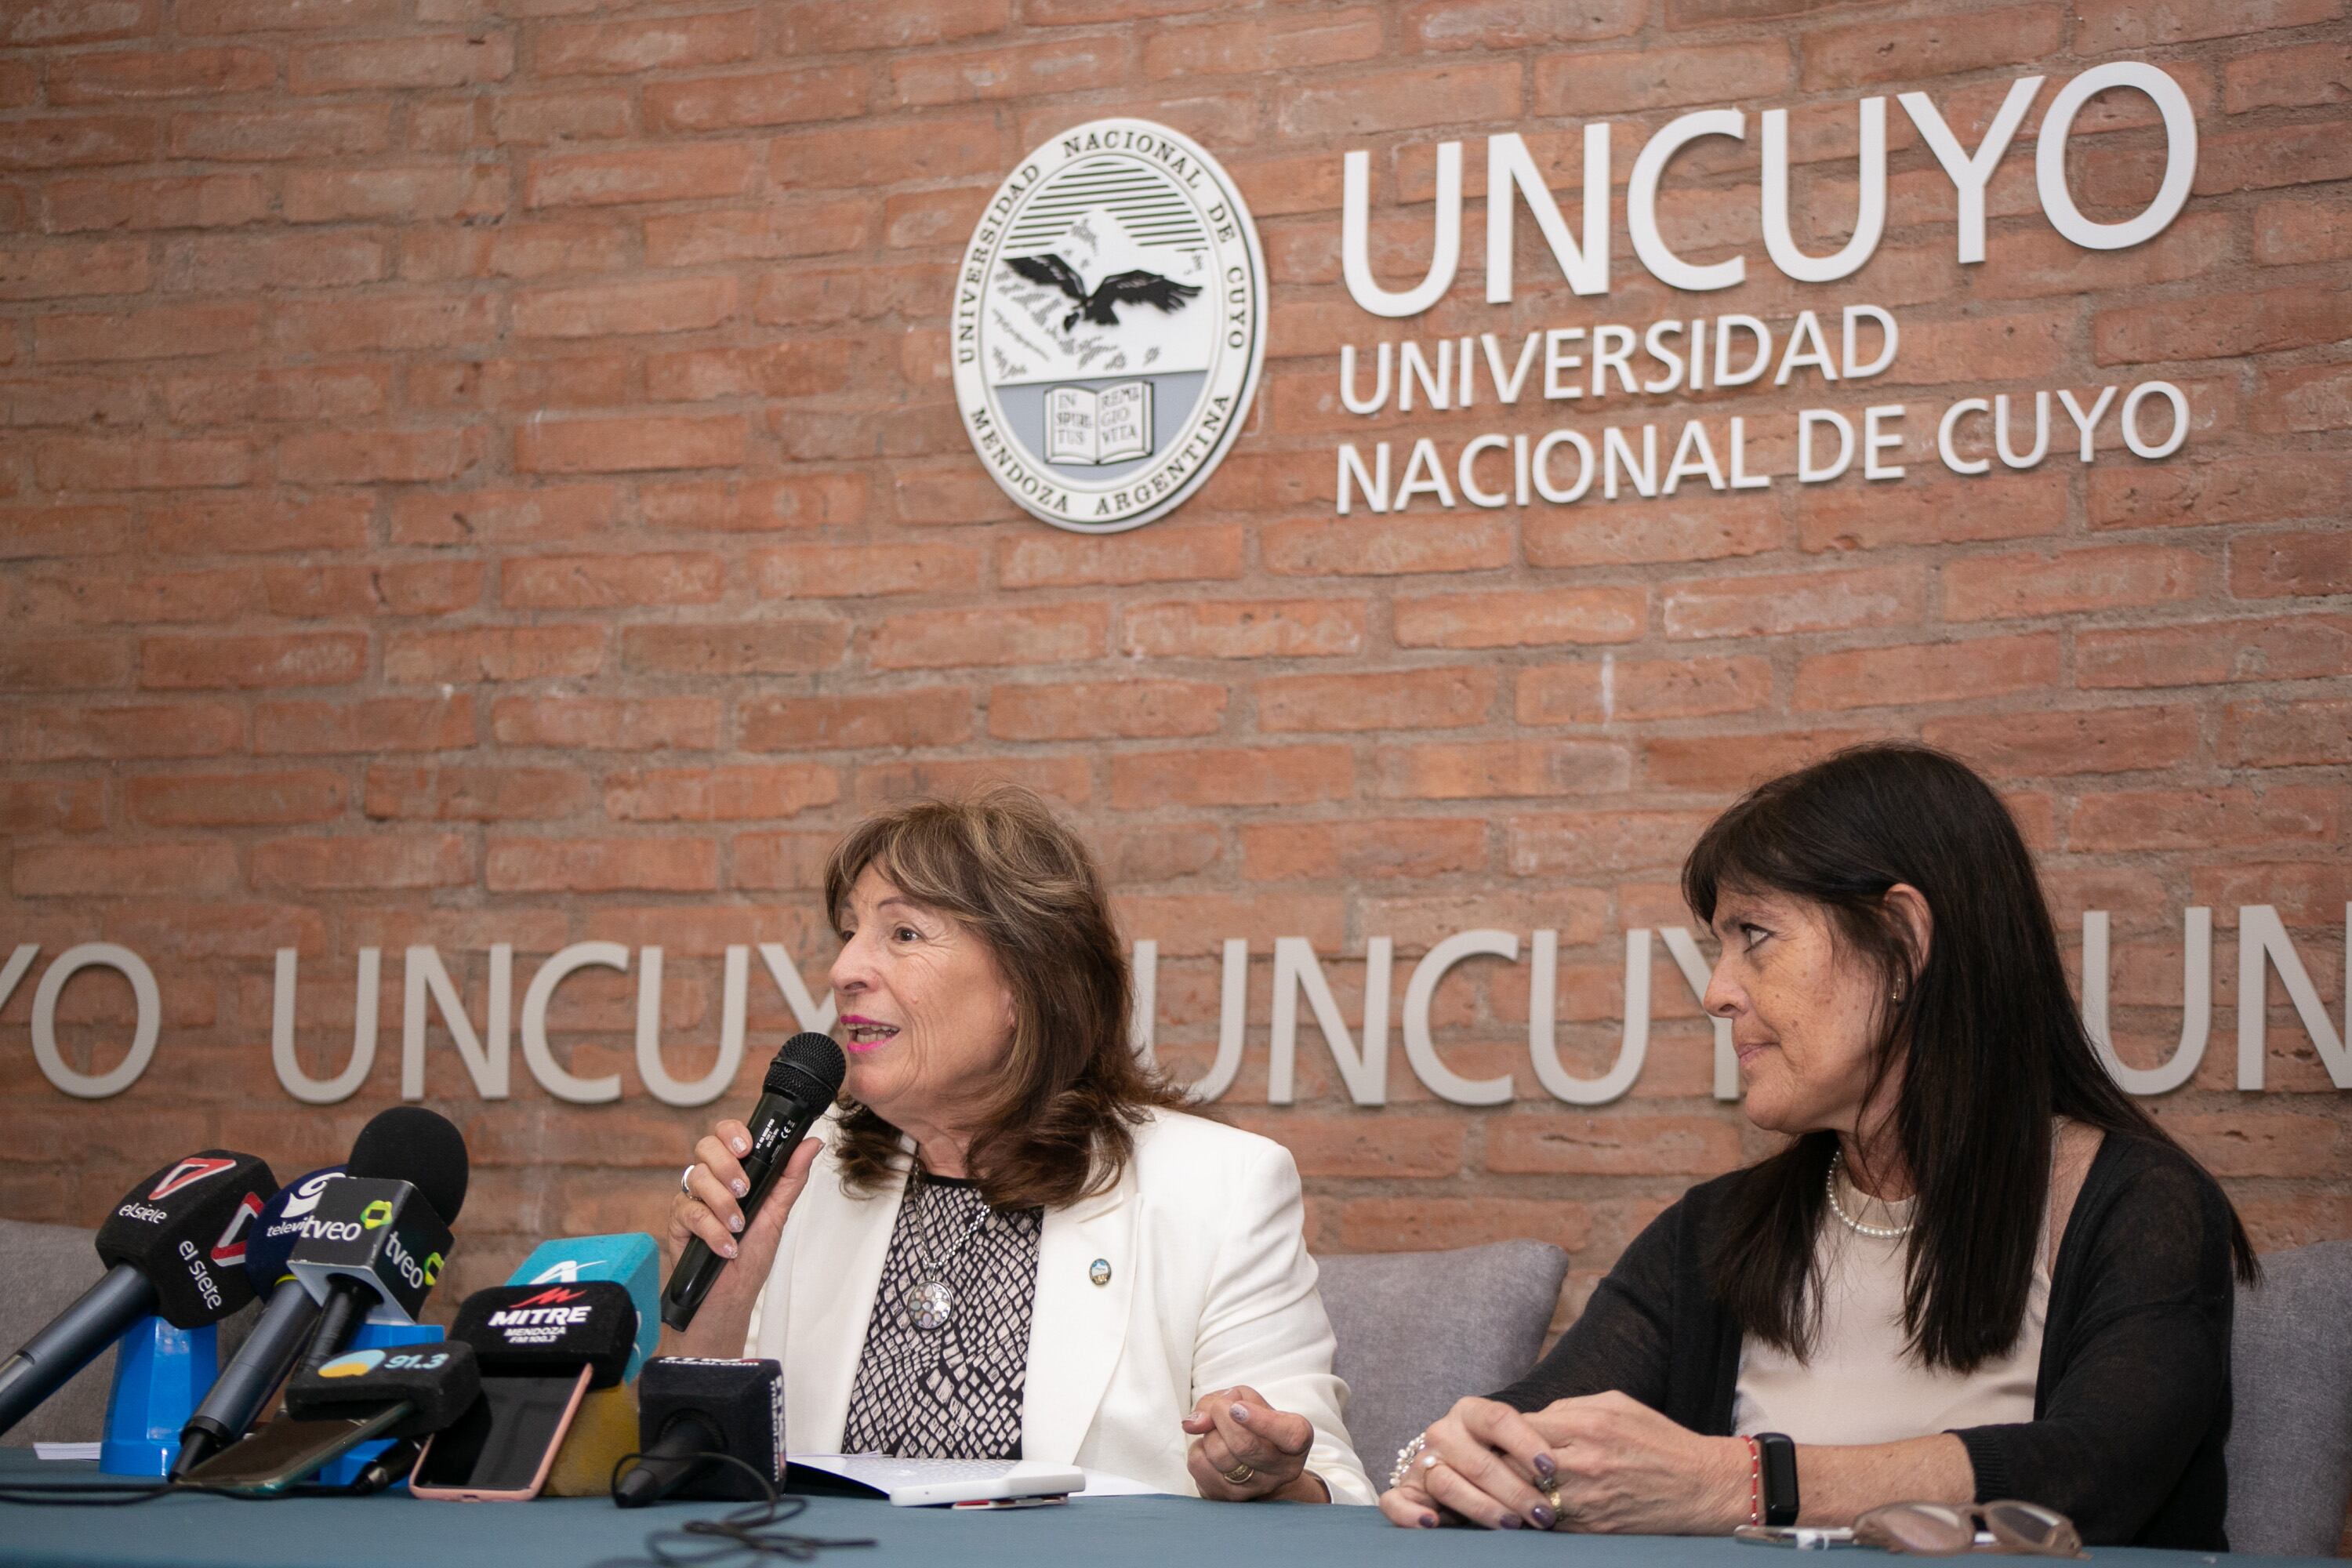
[1045,380,1152,466]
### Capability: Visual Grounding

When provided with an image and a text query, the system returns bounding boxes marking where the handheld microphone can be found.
[612,1358,784,1508]
[173,1109,467,1476]
[659,1033,844,1332]
[0,1151,274,1439]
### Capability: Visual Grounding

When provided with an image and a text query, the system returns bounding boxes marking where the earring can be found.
[1889,982,1904,1005]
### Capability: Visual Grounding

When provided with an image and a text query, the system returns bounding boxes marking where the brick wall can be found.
[2,0,2347,1475]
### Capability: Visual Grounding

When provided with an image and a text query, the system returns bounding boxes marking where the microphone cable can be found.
[602,1450,876,1566]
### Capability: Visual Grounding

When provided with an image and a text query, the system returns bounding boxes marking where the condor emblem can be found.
[953,118,1267,533]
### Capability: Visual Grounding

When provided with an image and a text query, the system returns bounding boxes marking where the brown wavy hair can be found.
[822,787,1188,1210]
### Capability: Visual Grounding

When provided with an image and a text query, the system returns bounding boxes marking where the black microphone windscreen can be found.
[767,1033,845,1100]
[92,1150,276,1327]
[285,1340,481,1439]
[635,1358,784,1501]
[347,1107,470,1225]
[245,1167,344,1292]
[449,1282,637,1388]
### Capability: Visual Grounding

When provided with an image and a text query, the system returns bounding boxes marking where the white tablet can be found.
[884,1460,1087,1508]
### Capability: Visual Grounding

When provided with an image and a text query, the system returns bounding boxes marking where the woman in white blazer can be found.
[665,789,1374,1505]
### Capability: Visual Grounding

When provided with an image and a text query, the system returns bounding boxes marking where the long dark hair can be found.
[1683,744,2255,1374]
[822,787,1187,1211]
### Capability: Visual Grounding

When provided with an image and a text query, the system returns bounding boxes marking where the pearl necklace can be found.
[1825,1149,1915,1240]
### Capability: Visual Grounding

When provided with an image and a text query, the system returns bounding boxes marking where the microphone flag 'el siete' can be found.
[0,1150,274,1439]
[615,1358,785,1507]
[659,1033,844,1332]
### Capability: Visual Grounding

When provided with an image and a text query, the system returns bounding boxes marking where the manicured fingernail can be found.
[731,1137,749,1155]
[720,1240,738,1258]
[1531,1505,1556,1530]
[1533,1453,1557,1480]
[1419,1514,1440,1530]
[728,1213,743,1232]
[1231,1403,1250,1422]
[1497,1514,1523,1530]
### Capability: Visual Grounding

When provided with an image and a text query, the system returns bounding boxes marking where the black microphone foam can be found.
[284,1340,482,1439]
[92,1150,278,1327]
[347,1106,470,1226]
[450,1283,637,1388]
[767,1032,847,1102]
[615,1358,783,1507]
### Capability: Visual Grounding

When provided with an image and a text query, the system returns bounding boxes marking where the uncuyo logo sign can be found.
[953,118,1268,534]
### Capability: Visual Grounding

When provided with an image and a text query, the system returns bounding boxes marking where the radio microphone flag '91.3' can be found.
[659,1033,844,1332]
[0,1151,274,1439]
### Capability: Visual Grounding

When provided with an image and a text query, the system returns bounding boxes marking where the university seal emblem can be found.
[953,119,1267,534]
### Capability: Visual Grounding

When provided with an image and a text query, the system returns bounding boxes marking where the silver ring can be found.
[681,1163,698,1196]
[1221,1461,1255,1486]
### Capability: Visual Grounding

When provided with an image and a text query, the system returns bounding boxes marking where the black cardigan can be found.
[1490,1134,2237,1548]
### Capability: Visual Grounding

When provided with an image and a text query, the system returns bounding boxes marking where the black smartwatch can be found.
[1755,1432,1800,1526]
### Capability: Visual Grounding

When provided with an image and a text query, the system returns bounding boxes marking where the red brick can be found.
[492,696,718,752]
[1800,472,2066,553]
[1880,310,2071,385]
[1146,10,1385,78]
[604,764,840,822]
[2073,0,2341,52]
[140,631,365,690]
[0,116,156,170]
[364,764,587,822]
[1242,818,1487,883]
[253,696,472,756]
[643,201,872,266]
[252,833,473,891]
[2253,364,2352,435]
[645,67,864,133]
[384,625,605,684]
[748,688,976,750]
[168,104,390,162]
[871,604,1106,670]
[501,552,726,610]
[0,503,132,559]
[641,474,866,533]
[4,2,158,45]
[2255,194,2352,265]
[274,292,496,355]
[34,434,253,491]
[2068,786,2339,852]
[12,701,242,760]
[646,340,854,401]
[19,565,256,625]
[284,162,505,224]
[1527,495,1784,568]
[1537,41,1791,115]
[2231,528,2350,599]
[1504,809,1717,877]
[0,376,148,430]
[405,354,636,416]
[126,769,347,826]
[1922,705,2202,777]
[14,842,238,897]
[1374,739,1633,800]
[997,526,1245,589]
[1943,545,2216,622]
[0,779,104,836]
[290,31,510,94]
[44,172,267,232]
[485,837,717,893]
[515,415,745,475]
[891,37,1124,107]
[750,542,979,601]
[2225,41,2352,112]
[881,184,988,250]
[1518,655,1773,724]
[53,45,270,102]
[771,115,1005,190]
[535,10,757,76]
[1663,565,1918,641]
[2092,454,2349,532]
[1339,1196,1592,1255]
[163,365,388,426]
[1112,745,1353,809]
[1794,632,2060,712]
[1232,1114,1464,1178]
[619,620,848,676]
[384,485,607,550]
[2096,285,2352,364]
[856,755,1092,808]
[512,276,737,342]
[2223,698,2352,768]
[774,0,1009,51]
[401,217,632,281]
[524,143,760,209]
[176,0,398,32]
[2190,862,2352,929]
[1262,514,1513,577]
[36,302,259,365]
[2079,614,2352,689]
[1393,586,1648,649]
[730,831,837,891]
[0,239,151,301]
[1487,1113,1744,1174]
[1406,0,1643,49]
[1255,666,1495,733]
[972,681,1216,743]
[1276,61,1521,136]
[279,428,477,486]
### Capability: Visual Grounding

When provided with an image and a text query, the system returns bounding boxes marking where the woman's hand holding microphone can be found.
[660,1117,825,1361]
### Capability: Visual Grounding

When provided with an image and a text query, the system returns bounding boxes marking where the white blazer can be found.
[745,1109,1375,1504]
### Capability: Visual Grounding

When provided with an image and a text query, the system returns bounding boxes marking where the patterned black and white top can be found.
[838,1169,1044,1460]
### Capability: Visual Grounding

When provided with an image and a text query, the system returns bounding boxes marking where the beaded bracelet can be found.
[1745,1436,1764,1527]
[1389,1432,1428,1490]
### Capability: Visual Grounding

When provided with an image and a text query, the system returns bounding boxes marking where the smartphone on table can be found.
[180,1406,408,1497]
[408,1370,590,1501]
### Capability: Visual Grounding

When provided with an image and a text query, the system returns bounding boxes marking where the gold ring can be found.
[1221,1461,1256,1486]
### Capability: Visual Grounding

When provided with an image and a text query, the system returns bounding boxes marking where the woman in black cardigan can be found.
[1381,745,2253,1548]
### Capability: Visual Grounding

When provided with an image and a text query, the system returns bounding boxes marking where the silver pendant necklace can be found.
[902,1173,992,1333]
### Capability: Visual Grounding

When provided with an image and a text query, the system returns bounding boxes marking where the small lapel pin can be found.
[1089,1258,1112,1287]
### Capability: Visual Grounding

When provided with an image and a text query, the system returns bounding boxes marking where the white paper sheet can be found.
[788,1452,1165,1498]
[34,1443,100,1461]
